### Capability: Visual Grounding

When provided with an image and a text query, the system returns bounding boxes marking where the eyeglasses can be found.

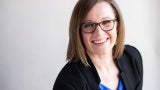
[81,19,117,33]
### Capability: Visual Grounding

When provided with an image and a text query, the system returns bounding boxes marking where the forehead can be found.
[84,2,115,21]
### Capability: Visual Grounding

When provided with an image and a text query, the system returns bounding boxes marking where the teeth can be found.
[93,39,106,44]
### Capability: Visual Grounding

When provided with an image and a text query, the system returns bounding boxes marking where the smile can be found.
[92,38,109,44]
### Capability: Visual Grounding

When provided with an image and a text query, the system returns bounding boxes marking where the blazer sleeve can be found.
[53,80,75,90]
[125,45,143,90]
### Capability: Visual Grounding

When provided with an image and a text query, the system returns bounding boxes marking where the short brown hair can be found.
[67,0,125,66]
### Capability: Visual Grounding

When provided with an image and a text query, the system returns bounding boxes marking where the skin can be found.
[82,2,119,89]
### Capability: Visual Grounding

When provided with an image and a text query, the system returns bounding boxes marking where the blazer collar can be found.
[116,57,133,90]
[87,55,101,85]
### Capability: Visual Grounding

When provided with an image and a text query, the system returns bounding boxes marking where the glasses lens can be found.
[82,23,95,33]
[100,20,114,31]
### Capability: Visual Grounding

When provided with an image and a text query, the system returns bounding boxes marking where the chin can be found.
[94,50,112,55]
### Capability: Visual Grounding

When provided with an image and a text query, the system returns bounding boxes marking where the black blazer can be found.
[53,45,143,90]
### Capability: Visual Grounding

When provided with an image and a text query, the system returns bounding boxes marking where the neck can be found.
[88,52,115,71]
[88,53,119,90]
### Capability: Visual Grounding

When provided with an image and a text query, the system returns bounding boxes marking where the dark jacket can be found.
[53,45,143,90]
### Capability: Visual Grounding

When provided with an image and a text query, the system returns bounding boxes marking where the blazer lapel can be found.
[116,58,133,90]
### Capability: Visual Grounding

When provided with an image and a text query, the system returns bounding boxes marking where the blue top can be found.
[99,79,124,90]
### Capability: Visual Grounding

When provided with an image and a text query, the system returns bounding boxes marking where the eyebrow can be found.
[101,17,115,20]
[83,17,115,23]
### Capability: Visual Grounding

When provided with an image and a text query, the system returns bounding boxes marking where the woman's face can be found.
[81,2,117,56]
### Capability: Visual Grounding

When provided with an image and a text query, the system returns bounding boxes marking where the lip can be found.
[92,38,109,44]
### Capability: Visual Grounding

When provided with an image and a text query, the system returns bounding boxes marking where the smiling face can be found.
[81,2,117,56]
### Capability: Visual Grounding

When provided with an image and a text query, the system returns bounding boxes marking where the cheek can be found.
[112,30,117,41]
[108,27,117,37]
[82,33,91,47]
[107,26,117,43]
[111,23,118,38]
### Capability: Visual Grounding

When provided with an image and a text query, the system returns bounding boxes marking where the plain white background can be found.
[0,0,159,90]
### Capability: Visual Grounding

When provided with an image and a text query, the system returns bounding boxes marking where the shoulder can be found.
[124,45,142,60]
[123,45,143,69]
[120,44,143,69]
[118,45,143,76]
[53,61,87,90]
[53,60,99,90]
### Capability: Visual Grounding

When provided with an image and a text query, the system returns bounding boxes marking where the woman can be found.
[53,0,143,90]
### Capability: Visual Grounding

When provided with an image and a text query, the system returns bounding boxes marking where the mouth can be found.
[92,38,109,44]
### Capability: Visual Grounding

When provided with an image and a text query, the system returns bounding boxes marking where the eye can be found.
[101,20,111,25]
[83,23,95,28]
